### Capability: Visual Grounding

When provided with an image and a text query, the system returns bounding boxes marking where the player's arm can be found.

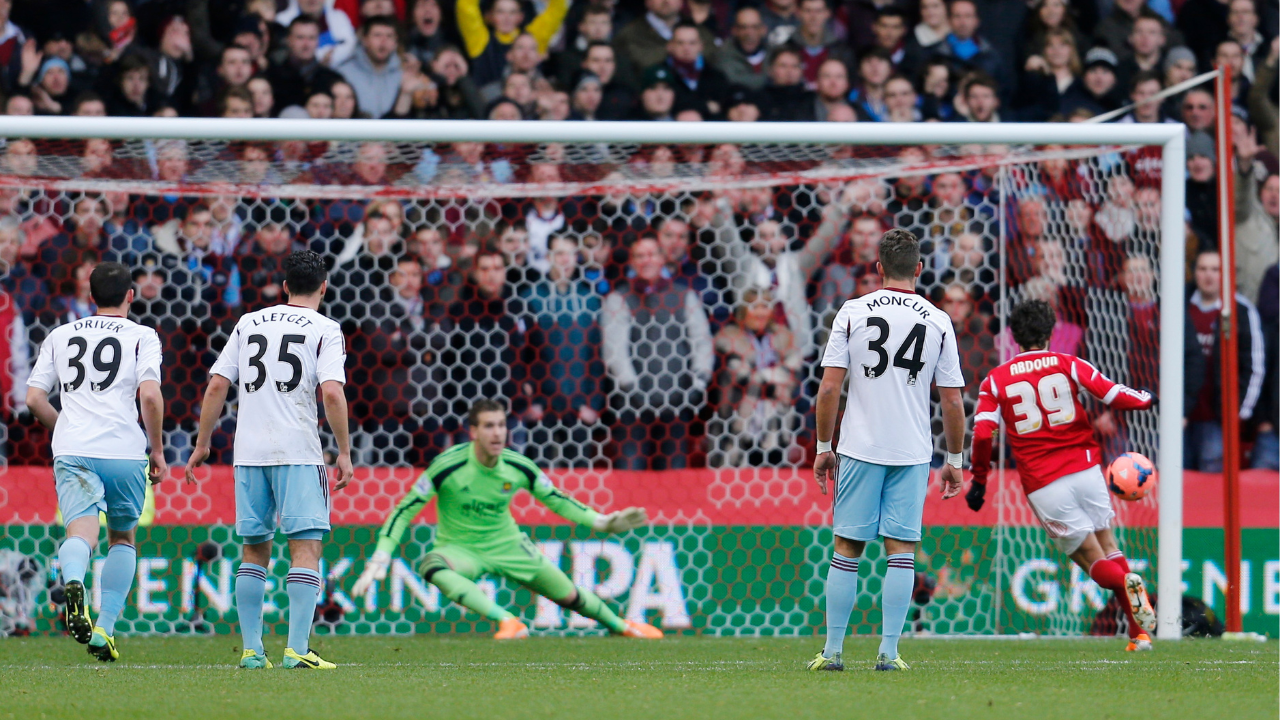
[523,458,648,533]
[1071,357,1153,411]
[352,479,438,596]
[185,374,231,484]
[938,386,966,499]
[25,340,58,430]
[934,325,967,499]
[814,305,851,495]
[137,331,167,485]
[317,324,353,489]
[138,381,167,485]
[320,380,354,490]
[966,376,1000,511]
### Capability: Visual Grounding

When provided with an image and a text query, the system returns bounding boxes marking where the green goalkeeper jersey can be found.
[373,443,600,555]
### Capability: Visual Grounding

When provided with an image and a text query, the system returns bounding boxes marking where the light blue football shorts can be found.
[54,456,148,532]
[833,455,930,542]
[234,465,331,544]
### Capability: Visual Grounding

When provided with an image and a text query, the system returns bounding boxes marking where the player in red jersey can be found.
[967,300,1158,651]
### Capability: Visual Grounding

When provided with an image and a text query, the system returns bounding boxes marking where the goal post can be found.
[0,117,1185,639]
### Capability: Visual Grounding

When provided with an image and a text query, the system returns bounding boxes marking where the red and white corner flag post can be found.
[1213,63,1242,634]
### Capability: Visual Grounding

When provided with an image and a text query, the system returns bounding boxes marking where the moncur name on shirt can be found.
[1010,355,1060,375]
[248,311,314,328]
[865,294,930,320]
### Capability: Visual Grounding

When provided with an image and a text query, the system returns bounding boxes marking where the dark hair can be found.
[1010,299,1056,350]
[582,3,611,17]
[964,72,999,96]
[878,228,920,280]
[183,202,212,221]
[70,90,104,113]
[283,249,328,296]
[289,15,322,32]
[116,52,150,82]
[1129,69,1162,94]
[362,15,400,37]
[875,6,906,21]
[585,40,614,55]
[468,398,507,426]
[768,45,802,67]
[220,44,250,64]
[90,262,133,307]
[672,19,702,35]
[217,85,253,115]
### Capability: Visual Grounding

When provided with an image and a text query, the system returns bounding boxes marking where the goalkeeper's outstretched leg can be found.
[522,561,663,639]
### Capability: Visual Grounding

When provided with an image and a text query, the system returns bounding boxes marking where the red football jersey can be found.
[970,351,1153,495]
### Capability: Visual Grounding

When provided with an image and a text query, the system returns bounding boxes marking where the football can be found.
[1107,452,1158,501]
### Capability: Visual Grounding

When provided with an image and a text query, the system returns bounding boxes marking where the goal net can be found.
[0,122,1181,639]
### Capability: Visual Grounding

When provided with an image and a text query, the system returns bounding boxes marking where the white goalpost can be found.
[0,117,1185,640]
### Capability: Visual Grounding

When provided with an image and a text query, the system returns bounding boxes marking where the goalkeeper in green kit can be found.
[352,399,663,639]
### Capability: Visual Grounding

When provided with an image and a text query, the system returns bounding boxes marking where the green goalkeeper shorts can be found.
[419,535,555,585]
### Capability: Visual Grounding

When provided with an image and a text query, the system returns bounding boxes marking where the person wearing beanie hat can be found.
[630,63,677,120]
[1185,130,1218,243]
[569,71,603,120]
[1060,47,1123,115]
[32,57,73,115]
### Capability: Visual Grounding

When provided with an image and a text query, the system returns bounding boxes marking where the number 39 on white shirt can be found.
[1006,372,1076,435]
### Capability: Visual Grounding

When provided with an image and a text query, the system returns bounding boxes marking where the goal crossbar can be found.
[0,118,1187,640]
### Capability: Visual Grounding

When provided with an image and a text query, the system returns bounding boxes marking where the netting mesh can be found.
[0,137,1162,638]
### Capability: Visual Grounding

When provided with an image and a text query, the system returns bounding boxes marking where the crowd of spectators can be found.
[0,0,1273,472]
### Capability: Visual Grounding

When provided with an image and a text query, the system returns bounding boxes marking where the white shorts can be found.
[1026,465,1115,555]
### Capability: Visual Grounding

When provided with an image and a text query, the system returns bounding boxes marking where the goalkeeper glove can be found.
[352,550,391,596]
[965,480,986,512]
[592,507,648,534]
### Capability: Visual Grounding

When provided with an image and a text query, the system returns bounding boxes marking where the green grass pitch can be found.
[0,636,1274,720]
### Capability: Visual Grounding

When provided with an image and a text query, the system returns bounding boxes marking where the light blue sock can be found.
[285,567,321,654]
[58,536,93,585]
[878,553,916,658]
[235,563,268,655]
[96,543,136,636]
[822,553,860,658]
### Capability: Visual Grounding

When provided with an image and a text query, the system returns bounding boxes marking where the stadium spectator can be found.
[790,0,853,91]
[457,0,566,89]
[0,216,48,321]
[478,33,550,106]
[1181,88,1217,134]
[848,48,893,121]
[51,258,97,322]
[36,196,107,299]
[105,52,154,116]
[602,235,713,470]
[550,4,619,89]
[1233,136,1278,303]
[576,42,633,119]
[759,46,815,121]
[336,15,402,118]
[1097,0,1182,59]
[237,219,303,311]
[913,0,951,51]
[519,234,606,441]
[1063,47,1123,114]
[657,21,731,120]
[614,0,715,89]
[960,73,1001,122]
[1114,16,1168,94]
[707,287,802,468]
[931,0,1012,104]
[276,0,358,67]
[265,16,346,114]
[630,63,677,120]
[406,0,449,66]
[938,281,996,397]
[718,7,769,91]
[1184,250,1266,472]
[1252,263,1278,469]
[1017,28,1085,121]
[1185,131,1219,246]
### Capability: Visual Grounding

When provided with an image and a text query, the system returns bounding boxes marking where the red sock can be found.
[1090,558,1142,639]
[1106,551,1131,574]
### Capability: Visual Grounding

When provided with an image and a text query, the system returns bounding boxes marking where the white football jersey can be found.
[821,288,965,465]
[27,315,162,460]
[210,305,346,466]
